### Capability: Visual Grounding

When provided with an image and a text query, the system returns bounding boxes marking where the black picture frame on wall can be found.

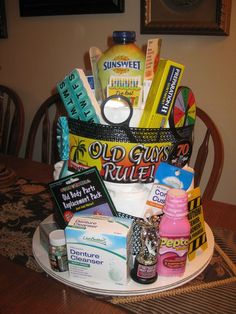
[0,0,7,38]
[141,0,231,36]
[19,0,125,16]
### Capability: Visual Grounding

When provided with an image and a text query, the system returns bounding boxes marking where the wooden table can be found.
[0,255,125,314]
[0,154,236,313]
[0,155,126,313]
[1,154,53,183]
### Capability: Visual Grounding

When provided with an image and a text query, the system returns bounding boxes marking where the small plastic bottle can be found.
[131,220,158,284]
[157,188,190,277]
[98,31,145,99]
[49,229,68,272]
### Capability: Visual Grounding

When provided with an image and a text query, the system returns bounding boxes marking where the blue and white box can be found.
[65,215,133,286]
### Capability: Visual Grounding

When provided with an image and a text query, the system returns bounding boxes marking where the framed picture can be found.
[19,0,125,16]
[0,0,7,38]
[141,0,231,35]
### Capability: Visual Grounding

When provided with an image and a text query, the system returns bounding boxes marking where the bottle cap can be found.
[163,188,188,217]
[113,31,136,44]
[49,229,66,246]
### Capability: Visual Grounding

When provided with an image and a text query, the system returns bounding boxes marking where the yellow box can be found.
[139,59,185,128]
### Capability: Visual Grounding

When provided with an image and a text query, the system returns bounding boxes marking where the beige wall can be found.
[1,0,236,204]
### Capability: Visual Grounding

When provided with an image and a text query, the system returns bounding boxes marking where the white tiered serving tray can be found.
[33,215,214,296]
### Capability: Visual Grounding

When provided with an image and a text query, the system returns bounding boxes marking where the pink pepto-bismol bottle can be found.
[157,188,190,277]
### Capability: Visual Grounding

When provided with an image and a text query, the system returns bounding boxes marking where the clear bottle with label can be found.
[157,188,190,277]
[49,229,68,272]
[131,219,158,284]
[98,31,145,102]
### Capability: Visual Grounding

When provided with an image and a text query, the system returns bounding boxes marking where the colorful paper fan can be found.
[169,86,196,138]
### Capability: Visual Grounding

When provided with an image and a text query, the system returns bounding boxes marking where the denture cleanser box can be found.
[65,215,133,286]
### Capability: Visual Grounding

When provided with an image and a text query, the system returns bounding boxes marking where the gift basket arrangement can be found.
[36,31,211,292]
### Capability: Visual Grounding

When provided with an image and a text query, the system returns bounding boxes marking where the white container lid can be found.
[49,229,66,246]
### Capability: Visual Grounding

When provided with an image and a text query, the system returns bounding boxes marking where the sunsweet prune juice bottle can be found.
[98,31,145,99]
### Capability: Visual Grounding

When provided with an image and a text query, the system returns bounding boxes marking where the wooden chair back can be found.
[25,93,67,164]
[193,107,224,201]
[0,85,25,156]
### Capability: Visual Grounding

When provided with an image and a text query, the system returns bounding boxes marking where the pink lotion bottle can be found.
[157,188,190,277]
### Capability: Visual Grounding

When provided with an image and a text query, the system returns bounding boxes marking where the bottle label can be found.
[103,60,141,72]
[98,44,145,99]
[160,237,189,249]
[137,263,157,279]
[158,236,189,275]
[49,245,68,272]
